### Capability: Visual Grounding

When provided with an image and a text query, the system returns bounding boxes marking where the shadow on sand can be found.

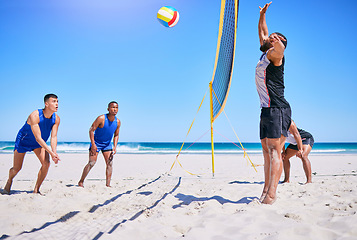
[173,193,259,209]
[228,180,265,185]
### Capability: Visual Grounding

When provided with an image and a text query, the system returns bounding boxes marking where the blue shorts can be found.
[14,133,41,153]
[89,142,113,153]
[14,143,40,153]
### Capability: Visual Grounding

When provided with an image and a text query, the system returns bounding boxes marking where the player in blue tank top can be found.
[78,101,121,187]
[256,2,291,205]
[4,94,60,194]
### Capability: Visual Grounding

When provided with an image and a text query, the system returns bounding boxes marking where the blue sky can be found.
[0,0,356,142]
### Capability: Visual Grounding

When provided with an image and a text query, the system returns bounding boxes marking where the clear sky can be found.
[0,0,356,142]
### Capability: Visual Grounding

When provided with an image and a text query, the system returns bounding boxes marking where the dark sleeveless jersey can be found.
[255,51,290,108]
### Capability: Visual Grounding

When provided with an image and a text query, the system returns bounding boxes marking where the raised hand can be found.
[259,2,272,14]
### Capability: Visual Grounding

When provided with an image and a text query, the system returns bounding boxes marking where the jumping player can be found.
[4,94,60,194]
[255,2,291,204]
[78,101,121,187]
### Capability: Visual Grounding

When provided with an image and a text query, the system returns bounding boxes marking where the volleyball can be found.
[157,6,179,28]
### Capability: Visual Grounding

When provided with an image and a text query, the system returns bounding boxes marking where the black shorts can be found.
[260,107,291,139]
[287,137,314,150]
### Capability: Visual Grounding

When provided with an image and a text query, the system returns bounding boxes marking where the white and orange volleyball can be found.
[157,6,179,28]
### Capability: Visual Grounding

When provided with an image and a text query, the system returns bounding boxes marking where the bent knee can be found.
[11,166,22,173]
[89,160,97,167]
[42,161,50,168]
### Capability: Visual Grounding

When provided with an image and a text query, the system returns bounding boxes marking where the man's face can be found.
[260,33,283,52]
[108,103,118,115]
[260,39,273,52]
[45,97,58,112]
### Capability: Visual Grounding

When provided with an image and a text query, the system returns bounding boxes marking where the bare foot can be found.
[78,182,84,187]
[1,189,10,195]
[4,180,12,194]
[282,180,290,183]
[33,190,45,196]
[106,185,111,188]
[261,194,277,205]
[259,191,267,202]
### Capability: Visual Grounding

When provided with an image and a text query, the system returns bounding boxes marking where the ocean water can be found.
[0,141,356,155]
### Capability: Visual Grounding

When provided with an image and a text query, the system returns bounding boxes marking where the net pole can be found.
[209,81,215,177]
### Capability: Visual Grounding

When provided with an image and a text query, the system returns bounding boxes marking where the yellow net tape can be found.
[170,87,209,175]
[212,88,258,172]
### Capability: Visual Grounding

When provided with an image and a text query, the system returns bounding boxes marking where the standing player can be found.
[255,2,291,204]
[78,101,121,187]
[4,94,60,194]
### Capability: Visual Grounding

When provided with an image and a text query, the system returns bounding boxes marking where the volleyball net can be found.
[211,0,238,121]
[171,0,260,177]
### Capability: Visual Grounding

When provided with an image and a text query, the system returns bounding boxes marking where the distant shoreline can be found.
[1,142,357,155]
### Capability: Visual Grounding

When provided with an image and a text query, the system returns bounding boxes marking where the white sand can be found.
[0,153,356,239]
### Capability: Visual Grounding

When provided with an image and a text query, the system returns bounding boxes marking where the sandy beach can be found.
[0,153,356,240]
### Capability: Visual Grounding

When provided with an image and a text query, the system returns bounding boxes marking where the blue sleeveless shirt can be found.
[15,109,56,152]
[93,114,118,148]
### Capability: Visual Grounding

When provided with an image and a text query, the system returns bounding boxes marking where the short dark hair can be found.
[273,32,287,49]
[108,101,118,108]
[44,93,58,103]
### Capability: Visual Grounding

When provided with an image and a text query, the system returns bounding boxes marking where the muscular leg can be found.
[103,151,113,187]
[33,147,51,194]
[301,145,312,184]
[282,148,297,183]
[78,151,98,187]
[262,136,285,204]
[260,138,270,202]
[4,150,26,193]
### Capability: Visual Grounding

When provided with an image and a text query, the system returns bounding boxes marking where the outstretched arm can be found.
[50,114,61,163]
[258,2,271,46]
[289,121,303,158]
[28,111,60,163]
[112,119,121,155]
[89,115,104,155]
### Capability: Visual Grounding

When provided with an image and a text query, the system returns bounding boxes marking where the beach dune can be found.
[0,153,356,239]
